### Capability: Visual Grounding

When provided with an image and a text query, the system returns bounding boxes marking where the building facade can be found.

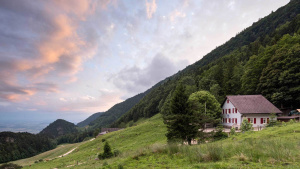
[221,95,281,129]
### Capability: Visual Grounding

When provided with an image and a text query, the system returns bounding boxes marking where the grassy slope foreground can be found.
[18,115,300,168]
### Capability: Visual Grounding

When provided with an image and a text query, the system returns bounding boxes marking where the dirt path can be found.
[58,147,77,158]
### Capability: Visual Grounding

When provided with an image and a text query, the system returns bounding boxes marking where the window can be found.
[235,108,237,113]
[229,118,231,123]
[225,109,227,114]
[227,99,229,103]
[232,108,234,113]
[247,118,256,124]
[235,118,237,124]
[229,109,231,114]
[261,118,267,124]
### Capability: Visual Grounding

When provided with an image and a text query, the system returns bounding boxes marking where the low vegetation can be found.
[8,114,300,168]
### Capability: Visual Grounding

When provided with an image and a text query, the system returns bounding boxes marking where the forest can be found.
[0,132,55,163]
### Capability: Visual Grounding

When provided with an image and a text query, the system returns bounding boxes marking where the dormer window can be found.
[227,99,229,103]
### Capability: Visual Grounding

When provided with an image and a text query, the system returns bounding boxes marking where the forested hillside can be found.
[112,0,300,127]
[88,82,162,129]
[77,112,103,127]
[0,132,55,163]
[39,119,78,139]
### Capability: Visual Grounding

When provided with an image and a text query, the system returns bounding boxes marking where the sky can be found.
[0,0,289,126]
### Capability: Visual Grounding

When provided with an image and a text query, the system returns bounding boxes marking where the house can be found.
[221,95,282,129]
[97,128,124,137]
[277,109,300,122]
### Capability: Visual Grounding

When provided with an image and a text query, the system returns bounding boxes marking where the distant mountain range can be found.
[77,112,103,127]
[39,119,78,138]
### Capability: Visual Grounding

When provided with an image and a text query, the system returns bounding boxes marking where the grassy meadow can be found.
[11,114,300,168]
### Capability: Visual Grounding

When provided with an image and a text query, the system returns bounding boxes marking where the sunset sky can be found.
[0,0,289,124]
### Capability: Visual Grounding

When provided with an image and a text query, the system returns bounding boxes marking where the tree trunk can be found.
[187,138,192,145]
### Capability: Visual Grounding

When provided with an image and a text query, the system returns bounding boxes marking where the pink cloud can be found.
[145,0,157,19]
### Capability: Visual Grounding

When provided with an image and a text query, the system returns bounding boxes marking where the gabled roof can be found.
[224,95,282,114]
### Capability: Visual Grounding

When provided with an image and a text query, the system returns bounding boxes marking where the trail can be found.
[58,147,77,158]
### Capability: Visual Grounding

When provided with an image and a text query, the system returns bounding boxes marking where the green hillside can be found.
[88,82,161,129]
[77,112,103,127]
[39,119,78,139]
[0,132,55,163]
[113,0,300,127]
[14,114,300,168]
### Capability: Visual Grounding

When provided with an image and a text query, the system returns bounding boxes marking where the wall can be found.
[221,99,242,128]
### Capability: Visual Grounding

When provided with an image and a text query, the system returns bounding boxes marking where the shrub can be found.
[213,125,228,140]
[98,142,113,159]
[102,138,106,142]
[113,149,121,157]
[230,127,236,136]
[241,119,252,132]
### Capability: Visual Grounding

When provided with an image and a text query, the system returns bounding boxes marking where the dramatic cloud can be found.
[110,54,188,96]
[146,0,157,19]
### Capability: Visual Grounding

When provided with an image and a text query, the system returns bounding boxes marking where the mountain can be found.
[39,119,78,138]
[88,88,154,129]
[77,112,103,127]
[112,0,300,127]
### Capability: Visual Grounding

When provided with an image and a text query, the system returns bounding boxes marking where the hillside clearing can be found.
[15,114,300,168]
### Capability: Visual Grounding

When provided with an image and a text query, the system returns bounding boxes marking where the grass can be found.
[10,142,83,166]
[12,115,300,168]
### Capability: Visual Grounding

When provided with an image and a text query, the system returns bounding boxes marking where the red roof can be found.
[224,95,282,114]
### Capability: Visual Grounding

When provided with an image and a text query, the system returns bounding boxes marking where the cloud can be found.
[110,54,188,96]
[145,0,157,19]
[0,0,96,102]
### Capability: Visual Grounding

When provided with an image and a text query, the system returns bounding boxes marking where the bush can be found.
[230,127,236,136]
[213,125,228,140]
[241,119,252,132]
[102,138,106,142]
[98,142,113,159]
[113,149,121,157]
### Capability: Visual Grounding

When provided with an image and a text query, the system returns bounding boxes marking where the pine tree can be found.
[164,83,196,145]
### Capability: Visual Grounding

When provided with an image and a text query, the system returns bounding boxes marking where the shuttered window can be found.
[235,118,237,123]
[261,118,263,124]
[235,108,237,113]
[229,109,231,114]
[254,118,256,124]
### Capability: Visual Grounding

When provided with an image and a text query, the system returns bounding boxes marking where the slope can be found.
[77,112,103,127]
[113,0,300,126]
[0,132,55,163]
[20,115,300,168]
[39,119,78,138]
[21,114,167,169]
[88,82,160,129]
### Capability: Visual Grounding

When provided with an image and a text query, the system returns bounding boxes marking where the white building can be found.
[221,95,282,129]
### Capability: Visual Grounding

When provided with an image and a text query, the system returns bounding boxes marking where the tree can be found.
[98,142,113,159]
[164,83,196,145]
[188,91,221,136]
